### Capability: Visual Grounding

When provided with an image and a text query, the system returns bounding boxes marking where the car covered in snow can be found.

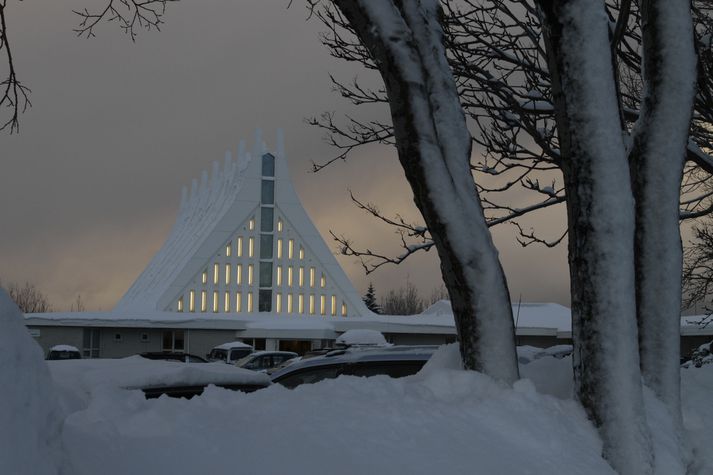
[234,351,298,373]
[270,345,437,389]
[207,341,254,364]
[46,345,82,360]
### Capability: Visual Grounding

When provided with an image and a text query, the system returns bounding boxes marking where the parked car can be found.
[139,352,207,363]
[207,341,254,364]
[46,345,82,360]
[235,351,298,373]
[270,345,437,389]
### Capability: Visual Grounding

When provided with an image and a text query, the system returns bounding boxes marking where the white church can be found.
[24,132,584,358]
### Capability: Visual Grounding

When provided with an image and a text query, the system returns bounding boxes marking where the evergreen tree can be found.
[362,282,380,314]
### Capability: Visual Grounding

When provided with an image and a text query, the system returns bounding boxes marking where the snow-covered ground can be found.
[36,345,710,475]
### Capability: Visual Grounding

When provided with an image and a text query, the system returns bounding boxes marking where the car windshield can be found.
[235,354,256,367]
[209,349,227,361]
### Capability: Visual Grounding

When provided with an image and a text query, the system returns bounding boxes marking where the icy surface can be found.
[0,290,65,475]
[335,329,388,347]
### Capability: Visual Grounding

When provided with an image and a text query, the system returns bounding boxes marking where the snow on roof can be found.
[336,329,388,347]
[49,345,80,352]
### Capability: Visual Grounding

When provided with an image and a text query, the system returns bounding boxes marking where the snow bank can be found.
[0,290,65,474]
[336,329,388,347]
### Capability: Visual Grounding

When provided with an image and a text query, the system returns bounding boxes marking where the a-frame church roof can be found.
[115,131,368,318]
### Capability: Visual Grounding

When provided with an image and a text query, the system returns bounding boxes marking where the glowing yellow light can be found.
[320,295,326,316]
[288,239,294,259]
[201,290,207,312]
[224,291,230,312]
[276,294,282,313]
[287,294,293,314]
[298,294,304,314]
[287,266,293,287]
[226,242,232,257]
[341,302,347,317]
[247,292,254,312]
[177,297,184,312]
[236,292,242,312]
[331,295,336,316]
[249,237,254,257]
[237,237,243,257]
[213,291,219,313]
[299,246,305,260]
[309,267,315,288]
[225,264,231,285]
[299,267,304,287]
[249,218,255,230]
[309,294,315,315]
[189,290,195,312]
[213,263,219,284]
[277,219,283,232]
[248,264,254,285]
[277,266,283,286]
[237,264,242,285]
[277,239,283,259]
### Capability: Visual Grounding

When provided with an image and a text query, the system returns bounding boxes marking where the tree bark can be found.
[333,0,518,383]
[538,1,653,472]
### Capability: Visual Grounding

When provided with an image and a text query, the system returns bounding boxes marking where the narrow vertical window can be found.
[249,218,255,231]
[277,266,283,286]
[341,302,347,317]
[224,291,230,312]
[277,238,283,259]
[225,264,231,285]
[331,295,337,316]
[248,264,254,285]
[288,266,293,287]
[226,242,232,257]
[213,291,219,313]
[202,270,207,285]
[276,293,282,313]
[321,274,326,288]
[201,290,207,312]
[298,294,304,314]
[247,292,254,312]
[177,297,184,312]
[237,237,243,257]
[287,293,293,314]
[288,239,294,259]
[277,218,283,232]
[236,292,242,312]
[299,267,304,287]
[213,263,219,285]
[237,264,242,285]
[189,290,195,312]
[309,294,315,315]
[320,295,326,316]
[299,246,305,260]
[249,237,254,257]
[309,267,315,288]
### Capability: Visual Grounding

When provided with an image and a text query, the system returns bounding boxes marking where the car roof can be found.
[270,345,437,380]
[213,341,253,350]
[248,351,298,358]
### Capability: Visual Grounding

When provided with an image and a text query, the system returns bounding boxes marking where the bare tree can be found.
[0,0,31,133]
[0,280,53,313]
[70,294,86,312]
[381,280,425,315]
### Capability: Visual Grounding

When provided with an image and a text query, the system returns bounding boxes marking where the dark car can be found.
[270,345,437,389]
[139,352,208,363]
[235,351,298,373]
[46,345,82,360]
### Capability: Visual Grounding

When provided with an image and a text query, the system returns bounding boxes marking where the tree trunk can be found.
[630,0,696,428]
[538,1,653,472]
[333,0,518,383]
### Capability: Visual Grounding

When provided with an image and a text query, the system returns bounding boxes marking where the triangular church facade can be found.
[116,131,368,318]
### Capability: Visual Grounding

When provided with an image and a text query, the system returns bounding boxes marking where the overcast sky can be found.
[0,0,571,311]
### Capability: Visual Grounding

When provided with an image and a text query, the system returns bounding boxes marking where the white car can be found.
[206,341,254,364]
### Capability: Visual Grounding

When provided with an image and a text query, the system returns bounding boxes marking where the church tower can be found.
[116,131,368,318]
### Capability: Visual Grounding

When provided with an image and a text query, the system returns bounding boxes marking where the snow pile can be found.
[0,290,65,475]
[682,364,713,472]
[61,346,614,475]
[335,329,389,347]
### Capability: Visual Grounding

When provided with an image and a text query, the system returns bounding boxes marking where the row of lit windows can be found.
[222,236,308,263]
[200,263,327,289]
[177,291,347,316]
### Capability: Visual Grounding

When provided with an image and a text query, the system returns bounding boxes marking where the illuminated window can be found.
[276,293,282,313]
[287,293,293,314]
[226,242,232,257]
[213,263,219,285]
[225,264,231,285]
[249,237,254,257]
[277,266,283,286]
[277,218,283,232]
[299,246,305,260]
[202,270,207,285]
[213,291,219,313]
[331,295,337,316]
[277,239,283,259]
[309,294,315,315]
[248,264,254,285]
[177,297,184,312]
[249,218,255,231]
[224,291,230,312]
[189,290,195,312]
[201,290,207,312]
[298,294,304,314]
[299,267,304,287]
[341,302,347,317]
[237,237,243,257]
[321,274,326,288]
[288,266,293,287]
[309,267,315,288]
[320,295,326,316]
[288,239,294,259]
[237,264,242,285]
[236,292,242,312]
[247,292,254,312]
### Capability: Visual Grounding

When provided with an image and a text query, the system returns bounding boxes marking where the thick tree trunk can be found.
[333,0,518,383]
[630,0,696,427]
[538,1,653,473]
